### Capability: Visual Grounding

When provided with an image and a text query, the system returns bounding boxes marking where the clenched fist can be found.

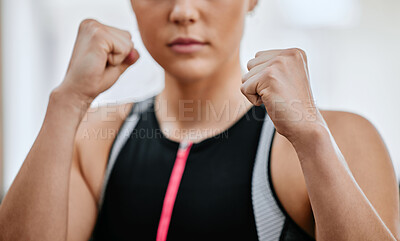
[57,19,140,102]
[241,48,325,143]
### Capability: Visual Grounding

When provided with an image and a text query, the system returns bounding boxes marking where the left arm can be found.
[241,48,400,240]
[293,111,400,241]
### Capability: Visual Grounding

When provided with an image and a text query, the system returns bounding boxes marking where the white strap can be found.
[98,97,154,208]
[251,112,285,241]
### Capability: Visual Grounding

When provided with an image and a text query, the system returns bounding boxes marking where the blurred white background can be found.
[1,0,399,195]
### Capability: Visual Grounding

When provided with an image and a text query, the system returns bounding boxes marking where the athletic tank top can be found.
[90,96,315,241]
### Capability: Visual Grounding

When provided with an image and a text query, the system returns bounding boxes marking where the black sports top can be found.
[91,97,315,241]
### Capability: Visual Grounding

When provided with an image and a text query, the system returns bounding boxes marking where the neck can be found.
[155,49,253,142]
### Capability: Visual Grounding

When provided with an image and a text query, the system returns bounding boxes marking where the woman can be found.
[0,0,399,240]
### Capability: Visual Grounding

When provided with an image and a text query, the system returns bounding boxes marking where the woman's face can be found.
[131,0,257,82]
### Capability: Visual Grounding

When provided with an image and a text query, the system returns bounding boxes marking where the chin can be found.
[165,60,216,82]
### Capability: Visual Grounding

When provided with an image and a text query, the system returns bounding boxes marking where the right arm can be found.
[0,19,140,241]
[0,89,89,240]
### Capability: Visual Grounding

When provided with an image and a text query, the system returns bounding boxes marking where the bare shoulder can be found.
[319,109,391,165]
[75,102,134,201]
[320,110,380,137]
[320,109,400,238]
[319,109,395,183]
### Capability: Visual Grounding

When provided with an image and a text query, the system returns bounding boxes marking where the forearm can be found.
[0,89,90,240]
[292,125,397,241]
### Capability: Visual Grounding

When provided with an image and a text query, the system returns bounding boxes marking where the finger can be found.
[248,50,280,70]
[240,72,264,105]
[241,87,260,106]
[106,26,132,40]
[248,49,283,70]
[102,49,140,89]
[106,42,134,66]
[284,48,310,78]
[106,27,133,47]
[106,48,139,76]
[104,31,134,66]
[242,62,268,83]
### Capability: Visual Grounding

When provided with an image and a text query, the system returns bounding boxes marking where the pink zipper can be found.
[156,140,193,241]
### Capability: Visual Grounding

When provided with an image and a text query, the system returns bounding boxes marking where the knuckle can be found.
[90,28,105,42]
[122,48,131,57]
[79,19,106,42]
[255,50,265,58]
[124,41,134,52]
[284,48,298,57]
[241,75,247,83]
[286,48,306,60]
[127,41,134,50]
[123,30,132,40]
[296,48,306,56]
[272,55,285,65]
[299,49,308,61]
[259,88,269,98]
[240,84,247,94]
[247,59,256,70]
[261,67,275,79]
[79,19,99,32]
[122,37,134,54]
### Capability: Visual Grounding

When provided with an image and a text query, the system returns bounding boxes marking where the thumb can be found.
[122,48,140,67]
[117,48,140,74]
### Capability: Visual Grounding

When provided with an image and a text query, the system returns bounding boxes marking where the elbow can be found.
[394,225,400,241]
[396,220,400,241]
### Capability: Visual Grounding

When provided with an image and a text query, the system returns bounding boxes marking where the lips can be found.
[167,37,208,54]
[168,37,206,46]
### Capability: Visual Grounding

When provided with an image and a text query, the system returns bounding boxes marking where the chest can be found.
[87,99,315,240]
[93,113,263,240]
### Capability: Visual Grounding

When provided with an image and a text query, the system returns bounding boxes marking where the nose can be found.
[169,0,199,26]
